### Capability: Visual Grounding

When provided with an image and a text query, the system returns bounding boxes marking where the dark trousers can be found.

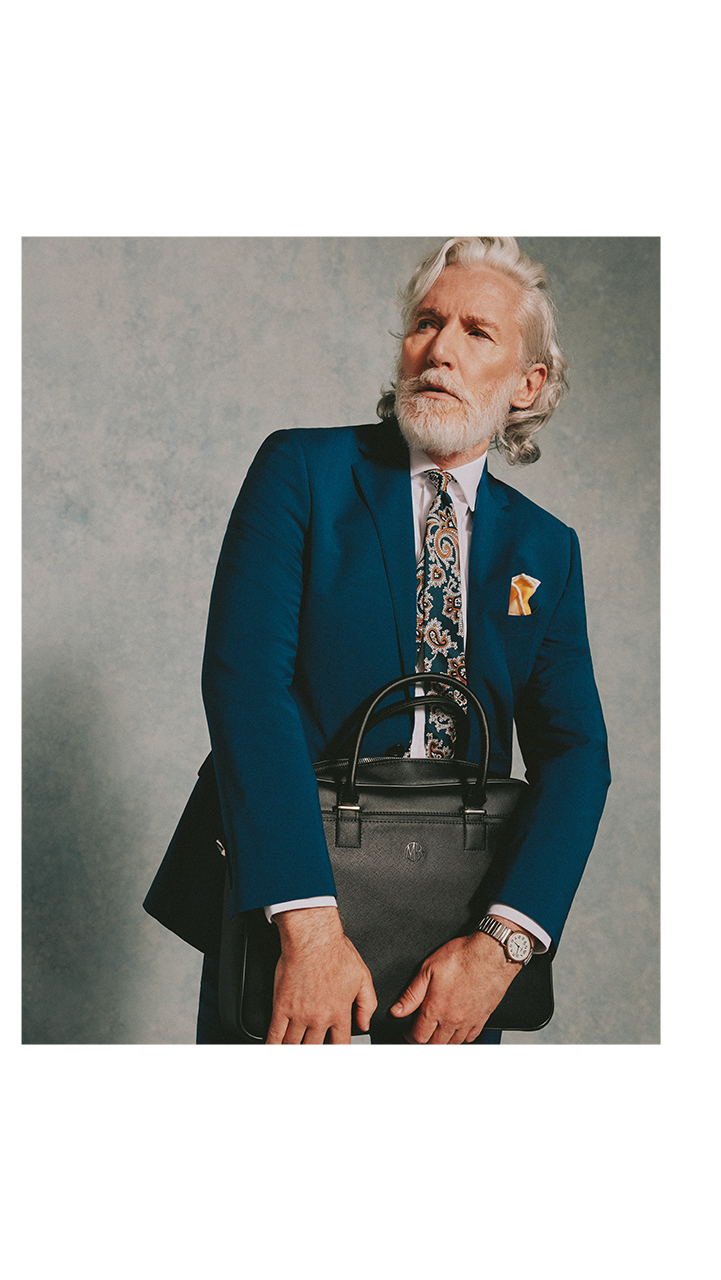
[197,952,502,1045]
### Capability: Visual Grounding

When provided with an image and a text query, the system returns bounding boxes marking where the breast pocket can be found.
[504,609,543,687]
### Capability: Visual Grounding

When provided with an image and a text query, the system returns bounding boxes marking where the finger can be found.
[300,1023,330,1045]
[354,973,378,1033]
[404,1011,438,1044]
[281,1020,307,1045]
[391,970,430,1019]
[464,1026,483,1043]
[266,1015,290,1045]
[447,1028,468,1045]
[429,1024,460,1045]
[328,1019,353,1045]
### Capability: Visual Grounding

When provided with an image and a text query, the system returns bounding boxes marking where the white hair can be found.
[377,237,569,465]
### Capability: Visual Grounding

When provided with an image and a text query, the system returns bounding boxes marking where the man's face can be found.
[396,264,540,464]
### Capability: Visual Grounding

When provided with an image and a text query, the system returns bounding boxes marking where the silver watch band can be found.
[477,914,533,964]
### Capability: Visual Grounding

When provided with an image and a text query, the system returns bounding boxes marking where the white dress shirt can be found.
[267,446,551,954]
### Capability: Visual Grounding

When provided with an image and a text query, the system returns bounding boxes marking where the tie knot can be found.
[427,469,454,494]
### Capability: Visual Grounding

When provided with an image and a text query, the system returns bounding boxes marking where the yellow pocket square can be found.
[509,574,540,615]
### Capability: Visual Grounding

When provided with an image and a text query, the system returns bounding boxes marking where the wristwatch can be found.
[477,914,534,965]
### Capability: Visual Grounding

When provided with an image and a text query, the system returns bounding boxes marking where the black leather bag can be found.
[217,674,553,1041]
[143,691,471,957]
[144,752,227,958]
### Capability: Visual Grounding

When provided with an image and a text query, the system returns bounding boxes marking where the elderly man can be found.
[196,237,610,1045]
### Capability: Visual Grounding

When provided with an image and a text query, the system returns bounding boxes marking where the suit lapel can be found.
[351,426,417,677]
[466,466,522,707]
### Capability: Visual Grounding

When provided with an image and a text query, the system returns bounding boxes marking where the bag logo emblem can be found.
[405,841,425,862]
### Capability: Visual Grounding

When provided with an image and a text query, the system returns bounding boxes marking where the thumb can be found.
[391,970,430,1018]
[354,971,378,1033]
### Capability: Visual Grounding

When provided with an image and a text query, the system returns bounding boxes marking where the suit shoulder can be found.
[489,470,574,540]
[261,423,381,451]
[259,421,404,467]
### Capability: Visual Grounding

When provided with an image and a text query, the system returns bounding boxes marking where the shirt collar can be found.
[409,446,488,513]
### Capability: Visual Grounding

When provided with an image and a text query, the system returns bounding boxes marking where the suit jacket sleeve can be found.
[490,527,611,945]
[201,430,337,917]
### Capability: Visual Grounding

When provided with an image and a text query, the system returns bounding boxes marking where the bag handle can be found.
[333,693,470,762]
[339,674,490,810]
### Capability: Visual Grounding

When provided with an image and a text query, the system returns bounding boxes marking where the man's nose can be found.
[426,324,459,369]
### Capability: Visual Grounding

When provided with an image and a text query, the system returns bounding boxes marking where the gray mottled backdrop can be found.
[22,237,659,1044]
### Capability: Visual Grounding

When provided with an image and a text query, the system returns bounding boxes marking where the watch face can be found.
[507,932,531,962]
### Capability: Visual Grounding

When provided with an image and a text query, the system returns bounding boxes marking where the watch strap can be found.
[477,914,533,965]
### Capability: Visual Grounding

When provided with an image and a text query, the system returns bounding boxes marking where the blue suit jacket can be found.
[202,421,610,947]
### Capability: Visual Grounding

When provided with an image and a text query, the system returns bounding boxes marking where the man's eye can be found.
[417,319,435,331]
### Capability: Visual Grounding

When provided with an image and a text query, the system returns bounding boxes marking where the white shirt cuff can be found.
[488,903,551,953]
[264,896,338,923]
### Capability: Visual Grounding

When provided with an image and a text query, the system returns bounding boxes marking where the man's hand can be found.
[390,918,529,1044]
[267,907,377,1044]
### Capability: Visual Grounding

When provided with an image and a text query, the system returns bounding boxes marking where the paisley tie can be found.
[416,469,467,757]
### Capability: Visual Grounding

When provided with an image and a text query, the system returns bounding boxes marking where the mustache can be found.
[396,369,471,405]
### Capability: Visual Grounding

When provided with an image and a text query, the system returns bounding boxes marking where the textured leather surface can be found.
[221,757,553,1038]
[147,683,555,1035]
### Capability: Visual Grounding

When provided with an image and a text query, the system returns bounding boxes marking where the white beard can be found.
[395,366,516,458]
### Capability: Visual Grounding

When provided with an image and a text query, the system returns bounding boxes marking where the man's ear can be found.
[511,364,547,409]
